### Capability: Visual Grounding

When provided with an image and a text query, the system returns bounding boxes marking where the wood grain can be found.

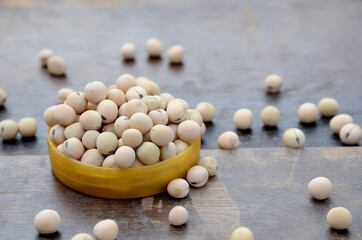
[0,147,361,239]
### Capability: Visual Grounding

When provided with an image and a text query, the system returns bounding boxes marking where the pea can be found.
[308,177,333,200]
[148,109,169,125]
[160,142,177,160]
[137,79,160,95]
[185,109,203,126]
[167,178,189,198]
[125,86,148,101]
[102,154,117,168]
[166,101,186,123]
[84,81,107,104]
[125,99,148,118]
[120,43,136,60]
[177,120,201,143]
[330,114,353,134]
[154,95,167,110]
[33,209,61,235]
[64,122,85,140]
[327,207,352,230]
[115,146,136,168]
[96,132,118,155]
[47,56,66,76]
[18,117,37,138]
[217,131,240,149]
[168,206,188,226]
[54,104,76,127]
[196,102,216,122]
[129,112,153,135]
[0,119,18,140]
[318,97,338,117]
[186,165,209,188]
[230,226,254,240]
[79,110,102,130]
[97,99,118,124]
[146,38,163,57]
[168,124,179,141]
[56,143,63,153]
[93,219,118,240]
[63,137,85,160]
[57,88,74,104]
[0,87,7,106]
[38,49,55,66]
[118,102,127,116]
[260,105,280,127]
[49,124,65,145]
[107,88,125,107]
[66,92,88,114]
[160,92,175,106]
[167,45,184,64]
[81,149,104,166]
[150,124,175,146]
[233,108,253,130]
[122,129,143,148]
[71,233,93,240]
[297,102,319,123]
[141,96,159,112]
[282,128,305,148]
[264,74,282,93]
[136,142,160,165]
[198,156,218,176]
[174,139,188,154]
[116,74,137,93]
[114,116,130,138]
[339,123,362,145]
[82,130,100,149]
[200,122,206,136]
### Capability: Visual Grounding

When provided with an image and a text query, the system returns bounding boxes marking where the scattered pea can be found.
[97,99,118,124]
[174,139,188,154]
[329,114,353,134]
[66,92,88,114]
[339,123,362,145]
[82,130,100,149]
[166,101,186,123]
[264,74,282,93]
[38,49,55,66]
[148,109,169,125]
[64,122,85,140]
[49,124,65,144]
[233,108,253,130]
[122,128,143,148]
[125,99,148,117]
[168,206,188,227]
[63,137,85,160]
[230,226,254,240]
[217,131,240,149]
[260,105,280,127]
[71,233,94,240]
[116,74,137,93]
[150,124,175,146]
[84,81,107,104]
[57,88,74,104]
[198,156,218,177]
[318,98,338,117]
[167,178,189,198]
[0,119,18,140]
[115,146,136,168]
[185,109,203,126]
[93,219,119,240]
[297,102,319,123]
[327,207,352,230]
[137,79,160,95]
[186,165,209,188]
[33,209,61,235]
[167,45,184,64]
[129,112,153,135]
[114,116,130,138]
[146,38,163,57]
[81,149,104,166]
[283,128,305,148]
[102,154,117,168]
[53,104,76,126]
[96,132,118,155]
[141,96,159,112]
[120,43,136,59]
[125,86,148,101]
[0,87,7,106]
[107,88,126,107]
[79,110,102,130]
[308,177,332,200]
[18,117,37,137]
[47,56,66,76]
[160,142,177,160]
[177,120,201,143]
[195,102,215,122]
[136,142,160,165]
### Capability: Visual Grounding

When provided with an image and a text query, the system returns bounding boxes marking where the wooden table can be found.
[0,0,361,239]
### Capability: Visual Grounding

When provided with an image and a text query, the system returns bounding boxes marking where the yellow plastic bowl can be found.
[47,128,200,199]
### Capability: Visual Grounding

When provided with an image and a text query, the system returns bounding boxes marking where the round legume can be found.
[217,131,240,149]
[18,117,37,137]
[93,219,118,240]
[81,149,104,166]
[168,206,188,226]
[329,114,353,134]
[0,119,18,140]
[34,209,61,235]
[327,207,352,230]
[283,128,305,148]
[167,178,189,198]
[186,165,209,188]
[318,98,338,117]
[339,123,362,145]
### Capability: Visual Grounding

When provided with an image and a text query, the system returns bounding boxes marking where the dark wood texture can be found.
[0,147,361,239]
[1,0,362,155]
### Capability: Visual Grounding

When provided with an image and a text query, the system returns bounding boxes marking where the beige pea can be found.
[49,124,65,144]
[148,109,168,125]
[108,84,117,91]
[125,86,148,101]
[330,114,354,134]
[196,102,215,122]
[264,74,282,93]
[167,178,189,198]
[82,130,100,149]
[56,143,63,153]
[308,177,333,200]
[84,81,107,104]
[154,95,167,110]
[81,149,104,166]
[64,122,85,140]
[38,49,55,66]
[185,109,203,126]
[87,102,98,111]
[130,158,145,168]
[122,129,143,148]
[218,131,240,149]
[318,98,338,117]
[79,110,102,130]
[116,74,137,93]
[177,120,201,143]
[169,98,190,110]
[169,206,188,226]
[160,93,175,106]
[0,88,7,106]
[230,226,254,240]
[107,88,125,107]
[283,128,305,148]
[160,142,177,160]
[200,122,206,136]
[18,117,37,137]
[130,112,153,134]
[125,99,147,118]
[137,79,160,95]
[167,101,186,123]
[136,142,160,165]
[168,124,179,141]
[66,92,88,114]
[57,88,74,104]
[339,123,362,145]
[114,116,130,138]
[327,207,352,230]
[54,104,76,126]
[97,99,118,124]
[0,119,18,140]
[102,123,117,135]
[260,106,280,127]
[115,146,136,168]
[93,219,118,240]
[102,154,117,168]
[96,132,118,155]
[174,139,188,154]
[117,138,123,148]
[33,209,61,235]
[297,102,319,123]
[150,124,175,146]
[47,56,66,76]
[118,102,127,116]
[71,233,94,240]
[233,108,253,130]
[135,76,148,84]
[120,43,136,59]
[167,45,184,64]
[146,38,163,57]
[141,96,159,112]
[63,137,85,160]
[186,165,209,188]
[198,156,218,177]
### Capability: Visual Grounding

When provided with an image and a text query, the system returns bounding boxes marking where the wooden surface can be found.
[1,0,362,155]
[0,147,361,239]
